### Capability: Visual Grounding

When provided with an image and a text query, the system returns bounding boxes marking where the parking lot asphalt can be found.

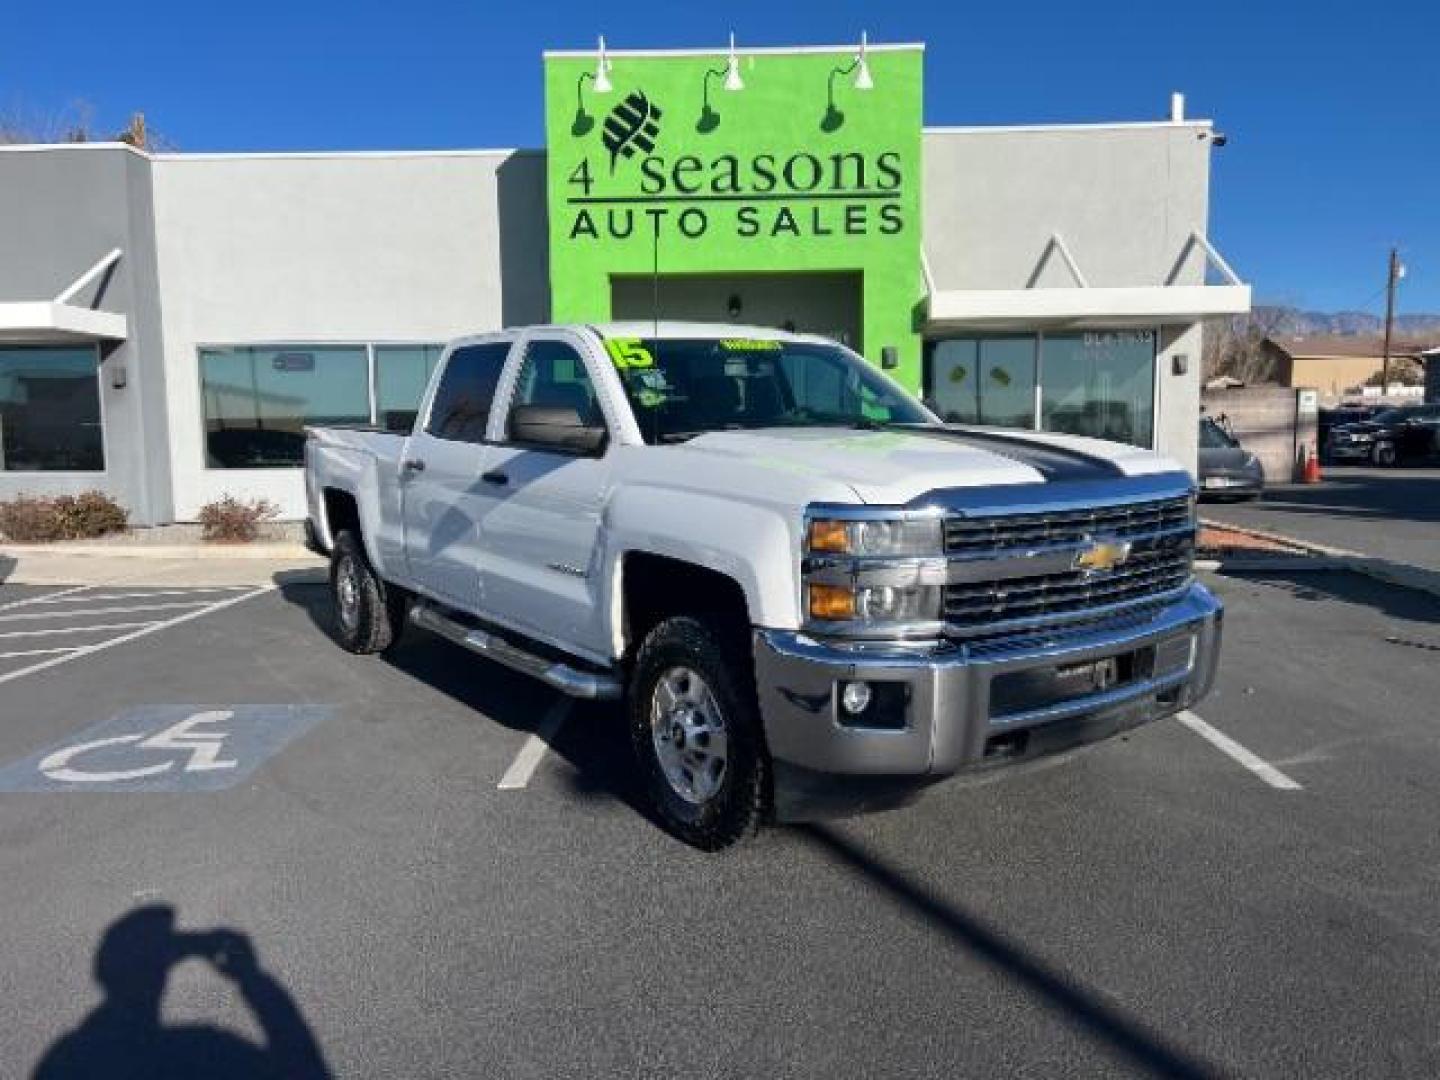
[1203,466,1440,574]
[1,569,1438,1078]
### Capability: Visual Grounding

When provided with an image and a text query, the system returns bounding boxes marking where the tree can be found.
[0,101,172,149]
[1202,305,1295,385]
[1363,356,1424,386]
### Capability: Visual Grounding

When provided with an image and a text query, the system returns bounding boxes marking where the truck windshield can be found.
[605,337,933,444]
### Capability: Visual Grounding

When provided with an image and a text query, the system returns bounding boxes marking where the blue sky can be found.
[4,0,1436,313]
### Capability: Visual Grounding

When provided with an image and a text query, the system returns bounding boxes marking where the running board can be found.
[409,602,622,700]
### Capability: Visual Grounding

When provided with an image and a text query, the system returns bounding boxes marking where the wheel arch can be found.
[618,551,752,661]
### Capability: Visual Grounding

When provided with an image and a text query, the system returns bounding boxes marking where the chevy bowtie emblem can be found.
[1073,537,1132,574]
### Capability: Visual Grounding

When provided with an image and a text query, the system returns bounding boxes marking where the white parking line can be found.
[1178,710,1303,791]
[0,622,157,640]
[0,601,218,623]
[0,586,273,687]
[26,587,249,604]
[497,698,572,791]
[0,646,81,659]
[0,585,94,612]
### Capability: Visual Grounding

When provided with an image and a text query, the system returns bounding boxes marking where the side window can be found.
[425,342,511,443]
[506,339,604,439]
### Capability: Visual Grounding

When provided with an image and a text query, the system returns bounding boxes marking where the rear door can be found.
[474,330,617,660]
[400,337,513,609]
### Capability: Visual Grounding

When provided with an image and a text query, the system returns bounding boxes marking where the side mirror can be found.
[508,404,606,455]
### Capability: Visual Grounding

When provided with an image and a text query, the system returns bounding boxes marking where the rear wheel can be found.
[629,616,767,850]
[329,530,405,654]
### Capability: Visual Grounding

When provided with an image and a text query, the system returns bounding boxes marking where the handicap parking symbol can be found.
[0,705,334,792]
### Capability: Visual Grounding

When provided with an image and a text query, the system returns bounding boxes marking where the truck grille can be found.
[944,496,1193,554]
[943,495,1194,638]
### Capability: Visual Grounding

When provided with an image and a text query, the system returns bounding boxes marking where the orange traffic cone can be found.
[1301,443,1322,483]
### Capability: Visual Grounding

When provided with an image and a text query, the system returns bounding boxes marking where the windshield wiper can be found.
[802,417,923,432]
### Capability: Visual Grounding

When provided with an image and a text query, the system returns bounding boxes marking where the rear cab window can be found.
[424,340,512,443]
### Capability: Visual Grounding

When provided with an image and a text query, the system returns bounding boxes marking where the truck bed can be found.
[304,425,411,572]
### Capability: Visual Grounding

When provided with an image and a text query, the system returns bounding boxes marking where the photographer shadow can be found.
[34,906,331,1080]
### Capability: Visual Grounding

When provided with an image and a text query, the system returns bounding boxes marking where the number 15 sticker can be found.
[605,338,655,369]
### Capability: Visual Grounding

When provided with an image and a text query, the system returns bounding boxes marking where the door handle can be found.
[481,470,509,486]
[401,458,426,473]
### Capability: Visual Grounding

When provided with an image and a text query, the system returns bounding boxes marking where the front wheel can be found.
[1371,441,1397,467]
[628,616,768,850]
[329,530,405,654]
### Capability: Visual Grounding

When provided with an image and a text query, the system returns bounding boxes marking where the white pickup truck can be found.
[305,323,1221,849]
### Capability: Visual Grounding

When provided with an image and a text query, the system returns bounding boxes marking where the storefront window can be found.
[201,345,369,468]
[926,337,1036,429]
[927,339,980,424]
[1041,331,1155,447]
[0,346,104,471]
[977,337,1038,429]
[925,330,1157,448]
[376,344,443,433]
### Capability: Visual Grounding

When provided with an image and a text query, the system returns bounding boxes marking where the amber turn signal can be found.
[808,583,856,621]
[807,519,850,554]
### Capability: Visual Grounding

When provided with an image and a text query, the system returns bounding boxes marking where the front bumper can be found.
[1199,471,1263,496]
[1326,440,1373,460]
[754,582,1222,820]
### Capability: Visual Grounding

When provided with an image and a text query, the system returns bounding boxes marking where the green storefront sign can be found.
[543,44,925,388]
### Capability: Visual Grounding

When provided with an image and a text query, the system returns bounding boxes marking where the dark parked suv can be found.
[1327,404,1440,466]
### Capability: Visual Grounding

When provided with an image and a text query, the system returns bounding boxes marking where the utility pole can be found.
[1381,247,1402,392]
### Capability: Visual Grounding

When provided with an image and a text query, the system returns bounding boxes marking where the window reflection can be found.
[201,346,369,468]
[925,330,1157,449]
[1041,331,1155,447]
[0,346,104,471]
[376,345,442,433]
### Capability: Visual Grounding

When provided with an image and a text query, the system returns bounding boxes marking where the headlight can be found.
[807,580,943,624]
[1351,432,1374,443]
[807,516,942,557]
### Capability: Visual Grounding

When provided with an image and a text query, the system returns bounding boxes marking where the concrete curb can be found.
[1199,516,1440,602]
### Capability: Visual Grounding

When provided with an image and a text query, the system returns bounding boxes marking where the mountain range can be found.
[1258,306,1440,339]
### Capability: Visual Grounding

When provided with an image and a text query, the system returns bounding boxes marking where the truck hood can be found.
[668,425,1183,504]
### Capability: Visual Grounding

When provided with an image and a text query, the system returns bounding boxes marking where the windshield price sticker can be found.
[719,339,782,352]
[605,338,656,370]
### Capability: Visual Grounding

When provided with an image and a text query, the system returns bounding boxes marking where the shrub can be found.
[53,490,129,539]
[0,491,128,542]
[0,495,66,543]
[197,496,280,543]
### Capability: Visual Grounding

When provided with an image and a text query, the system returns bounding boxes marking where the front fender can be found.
[601,485,801,657]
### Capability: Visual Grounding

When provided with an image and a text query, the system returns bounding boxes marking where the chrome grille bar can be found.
[944,496,1193,554]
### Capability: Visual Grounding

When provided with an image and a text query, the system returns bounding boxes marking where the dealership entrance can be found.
[610,271,862,347]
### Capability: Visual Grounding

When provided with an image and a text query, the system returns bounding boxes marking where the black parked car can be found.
[1317,405,1375,456]
[1327,403,1440,466]
[1198,417,1264,499]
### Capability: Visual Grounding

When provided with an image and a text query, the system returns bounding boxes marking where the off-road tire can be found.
[329,530,405,654]
[629,615,769,851]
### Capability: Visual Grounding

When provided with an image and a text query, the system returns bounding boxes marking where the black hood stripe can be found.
[902,426,1128,481]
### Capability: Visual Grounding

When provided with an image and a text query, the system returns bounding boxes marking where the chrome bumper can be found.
[753,582,1222,819]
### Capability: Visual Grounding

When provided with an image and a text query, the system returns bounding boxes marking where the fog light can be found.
[841,681,873,715]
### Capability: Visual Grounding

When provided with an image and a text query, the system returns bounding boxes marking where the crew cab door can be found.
[475,331,616,661]
[399,337,513,609]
